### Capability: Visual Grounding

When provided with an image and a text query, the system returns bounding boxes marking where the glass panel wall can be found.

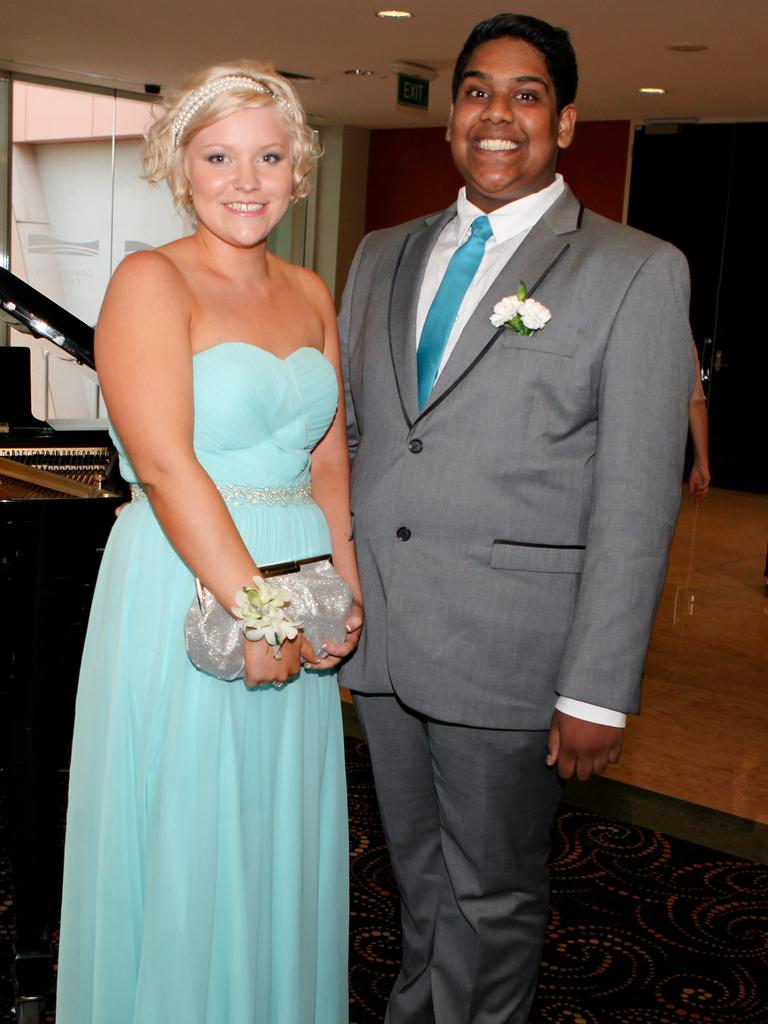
[8,79,192,421]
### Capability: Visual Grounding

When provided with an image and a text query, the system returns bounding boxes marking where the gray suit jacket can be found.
[338,186,694,730]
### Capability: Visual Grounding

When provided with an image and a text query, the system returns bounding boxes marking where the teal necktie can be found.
[417,215,493,409]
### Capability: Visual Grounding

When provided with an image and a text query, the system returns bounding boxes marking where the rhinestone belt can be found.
[129,481,313,507]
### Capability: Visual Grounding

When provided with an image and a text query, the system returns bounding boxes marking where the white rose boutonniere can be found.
[490,281,551,337]
[489,294,521,327]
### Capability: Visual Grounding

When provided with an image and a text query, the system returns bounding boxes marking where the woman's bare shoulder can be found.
[104,246,193,312]
[97,250,197,349]
[115,245,186,284]
[280,260,335,315]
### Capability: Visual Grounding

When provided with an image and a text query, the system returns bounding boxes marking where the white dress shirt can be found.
[417,175,626,729]
[417,175,565,373]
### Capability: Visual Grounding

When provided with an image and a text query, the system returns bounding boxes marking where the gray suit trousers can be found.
[354,692,561,1024]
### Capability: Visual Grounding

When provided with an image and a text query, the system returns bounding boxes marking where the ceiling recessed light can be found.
[277,69,316,82]
[666,43,708,53]
[344,68,374,77]
[376,9,413,18]
[639,87,667,95]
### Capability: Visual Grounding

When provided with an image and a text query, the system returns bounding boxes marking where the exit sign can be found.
[397,74,429,110]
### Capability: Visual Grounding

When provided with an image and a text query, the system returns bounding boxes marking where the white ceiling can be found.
[2,0,767,128]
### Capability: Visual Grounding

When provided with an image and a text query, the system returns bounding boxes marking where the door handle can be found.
[700,336,713,382]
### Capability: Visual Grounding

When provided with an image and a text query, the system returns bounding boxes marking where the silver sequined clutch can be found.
[184,557,354,680]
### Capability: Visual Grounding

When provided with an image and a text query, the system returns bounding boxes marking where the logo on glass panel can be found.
[27,235,99,257]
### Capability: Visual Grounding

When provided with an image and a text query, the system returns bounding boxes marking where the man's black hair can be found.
[451,13,578,112]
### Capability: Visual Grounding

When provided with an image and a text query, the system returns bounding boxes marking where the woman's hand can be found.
[243,633,302,688]
[300,600,364,671]
[689,460,710,499]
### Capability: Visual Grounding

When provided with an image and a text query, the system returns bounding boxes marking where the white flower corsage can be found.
[232,576,301,659]
[490,281,551,337]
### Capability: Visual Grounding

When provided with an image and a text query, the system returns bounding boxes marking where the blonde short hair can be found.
[142,60,320,212]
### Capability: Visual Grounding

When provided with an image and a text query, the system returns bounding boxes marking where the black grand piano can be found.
[0,267,125,1022]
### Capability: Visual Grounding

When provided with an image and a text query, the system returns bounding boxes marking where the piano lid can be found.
[0,266,95,370]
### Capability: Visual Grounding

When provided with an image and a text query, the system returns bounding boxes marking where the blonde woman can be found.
[56,62,362,1023]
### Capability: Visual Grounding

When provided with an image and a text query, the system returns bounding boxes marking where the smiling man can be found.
[339,13,694,1023]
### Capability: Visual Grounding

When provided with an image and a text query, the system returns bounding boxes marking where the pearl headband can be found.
[171,75,294,149]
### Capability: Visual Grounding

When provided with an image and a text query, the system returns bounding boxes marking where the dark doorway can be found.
[627,123,767,494]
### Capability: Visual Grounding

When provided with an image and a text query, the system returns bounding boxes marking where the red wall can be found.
[557,121,630,223]
[365,127,463,233]
[365,120,631,232]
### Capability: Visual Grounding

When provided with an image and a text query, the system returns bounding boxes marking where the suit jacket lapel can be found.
[423,188,583,414]
[387,207,457,426]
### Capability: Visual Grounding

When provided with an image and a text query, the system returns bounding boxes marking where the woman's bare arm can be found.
[301,272,363,665]
[96,251,300,683]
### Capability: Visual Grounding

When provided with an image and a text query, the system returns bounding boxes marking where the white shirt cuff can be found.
[555,696,627,728]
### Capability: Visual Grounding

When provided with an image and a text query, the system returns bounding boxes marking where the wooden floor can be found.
[604,486,768,823]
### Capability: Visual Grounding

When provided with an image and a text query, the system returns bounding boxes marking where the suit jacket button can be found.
[396,527,412,541]
[408,439,423,453]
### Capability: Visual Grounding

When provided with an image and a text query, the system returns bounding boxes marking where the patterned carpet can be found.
[346,737,768,1024]
[1,738,767,1022]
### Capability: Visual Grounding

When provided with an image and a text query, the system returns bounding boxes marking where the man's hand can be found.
[546,709,624,780]
[299,599,364,671]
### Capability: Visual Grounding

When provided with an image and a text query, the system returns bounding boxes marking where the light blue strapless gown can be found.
[56,344,348,1023]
